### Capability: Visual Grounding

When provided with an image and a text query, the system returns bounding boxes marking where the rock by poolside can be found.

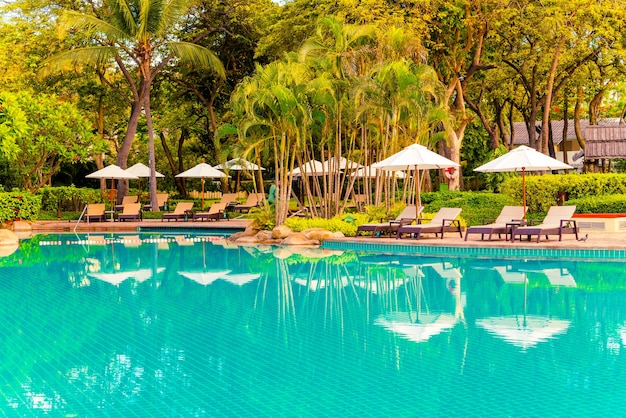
[228,225,345,247]
[0,228,19,257]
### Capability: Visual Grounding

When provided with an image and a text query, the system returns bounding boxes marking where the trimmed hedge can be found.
[567,194,626,214]
[37,185,102,212]
[500,173,626,212]
[421,190,517,226]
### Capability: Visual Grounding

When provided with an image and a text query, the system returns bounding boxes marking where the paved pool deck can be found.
[28,219,626,251]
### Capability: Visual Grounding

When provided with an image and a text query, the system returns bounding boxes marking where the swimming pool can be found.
[2,233,626,416]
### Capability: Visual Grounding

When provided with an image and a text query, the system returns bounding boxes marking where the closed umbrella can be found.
[474,145,573,215]
[175,163,228,211]
[373,144,460,218]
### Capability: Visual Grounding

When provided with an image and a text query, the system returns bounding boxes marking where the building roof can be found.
[512,118,623,145]
[584,125,626,158]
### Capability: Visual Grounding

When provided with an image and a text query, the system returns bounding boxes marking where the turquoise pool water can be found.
[1,233,626,416]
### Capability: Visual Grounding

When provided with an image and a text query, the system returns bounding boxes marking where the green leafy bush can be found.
[0,192,41,223]
[37,185,102,212]
[501,173,626,212]
[249,206,276,230]
[422,190,517,226]
[284,213,370,236]
[362,202,408,222]
[567,194,626,214]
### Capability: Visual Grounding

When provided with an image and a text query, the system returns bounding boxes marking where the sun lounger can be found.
[116,203,142,222]
[233,193,264,213]
[193,202,228,221]
[356,205,423,237]
[115,195,138,212]
[464,206,526,241]
[511,205,578,242]
[397,207,463,239]
[161,202,194,221]
[85,203,107,222]
[144,193,169,211]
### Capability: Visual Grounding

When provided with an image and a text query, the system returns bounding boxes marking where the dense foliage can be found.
[0,191,41,223]
[2,0,626,224]
[501,173,626,212]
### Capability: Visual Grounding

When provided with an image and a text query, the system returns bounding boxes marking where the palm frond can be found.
[159,0,193,34]
[39,47,116,78]
[109,0,140,37]
[59,11,129,42]
[167,42,225,78]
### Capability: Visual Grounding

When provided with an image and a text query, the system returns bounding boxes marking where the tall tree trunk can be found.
[116,101,143,202]
[540,36,564,154]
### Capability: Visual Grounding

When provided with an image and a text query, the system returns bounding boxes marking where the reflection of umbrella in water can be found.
[175,163,228,211]
[375,311,457,343]
[476,315,570,351]
[474,145,573,216]
[179,270,231,286]
[476,270,571,351]
[223,273,261,286]
[89,268,164,286]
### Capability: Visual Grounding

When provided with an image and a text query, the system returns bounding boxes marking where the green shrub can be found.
[37,185,102,212]
[500,173,626,212]
[567,194,626,214]
[285,213,370,237]
[249,206,276,230]
[362,202,408,222]
[421,190,517,226]
[0,192,41,223]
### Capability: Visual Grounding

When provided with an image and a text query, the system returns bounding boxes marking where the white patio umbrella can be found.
[373,144,460,218]
[474,145,573,215]
[126,163,164,203]
[350,165,406,179]
[126,162,164,178]
[290,160,325,177]
[214,158,265,192]
[214,157,265,172]
[175,163,228,211]
[86,165,138,219]
[322,156,362,171]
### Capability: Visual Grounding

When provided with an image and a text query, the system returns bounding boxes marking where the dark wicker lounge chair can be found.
[511,206,578,243]
[397,207,463,240]
[464,206,526,241]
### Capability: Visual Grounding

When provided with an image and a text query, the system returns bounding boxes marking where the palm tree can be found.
[232,57,313,225]
[299,16,376,217]
[42,0,225,210]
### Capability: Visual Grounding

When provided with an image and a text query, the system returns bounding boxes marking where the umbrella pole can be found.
[415,166,421,219]
[201,178,205,211]
[522,167,526,218]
